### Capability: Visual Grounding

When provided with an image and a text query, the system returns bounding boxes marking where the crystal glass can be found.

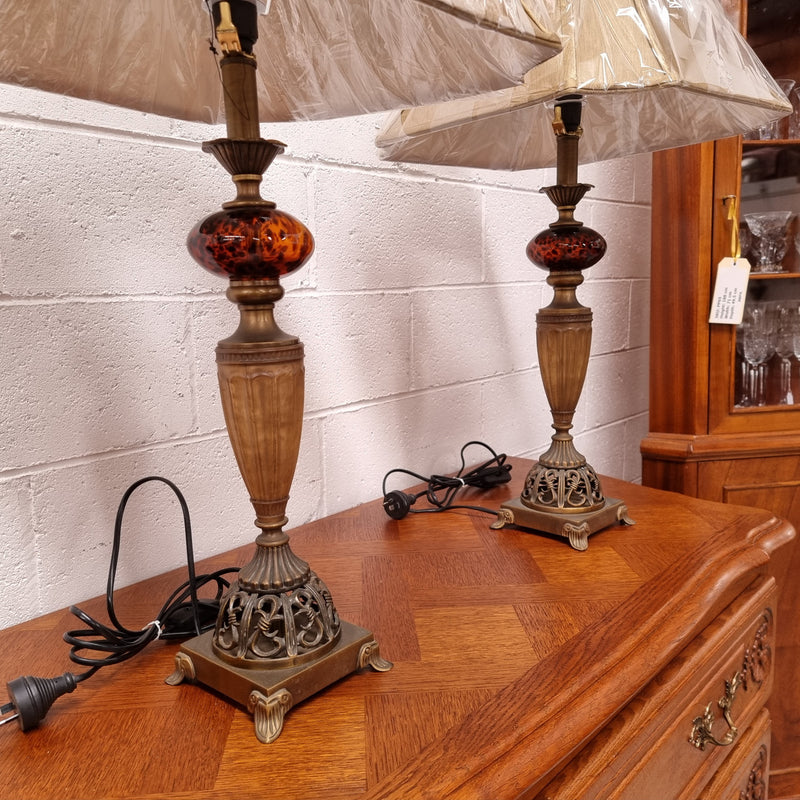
[796,222,800,262]
[740,303,774,406]
[758,78,795,139]
[734,321,750,407]
[744,211,794,273]
[792,310,800,379]
[789,86,800,140]
[739,223,752,263]
[773,303,797,404]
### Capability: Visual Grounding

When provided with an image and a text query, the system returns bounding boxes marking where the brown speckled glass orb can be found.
[527,227,606,272]
[188,207,314,280]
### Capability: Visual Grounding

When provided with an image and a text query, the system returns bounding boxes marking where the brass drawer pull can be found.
[689,671,742,750]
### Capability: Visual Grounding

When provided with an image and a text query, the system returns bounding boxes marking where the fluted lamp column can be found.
[164,7,390,744]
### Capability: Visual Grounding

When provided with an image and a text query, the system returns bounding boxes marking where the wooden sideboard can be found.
[643,3,800,795]
[0,459,794,799]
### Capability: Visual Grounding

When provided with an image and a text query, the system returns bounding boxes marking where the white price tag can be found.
[709,257,751,325]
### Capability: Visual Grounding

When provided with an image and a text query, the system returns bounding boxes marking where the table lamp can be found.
[0,0,563,741]
[377,0,791,551]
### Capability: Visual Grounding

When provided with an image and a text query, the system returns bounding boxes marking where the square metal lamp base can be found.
[491,496,634,551]
[166,620,391,743]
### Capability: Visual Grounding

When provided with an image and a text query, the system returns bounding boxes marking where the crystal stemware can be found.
[744,211,794,273]
[795,222,800,262]
[793,320,800,390]
[741,305,774,406]
[774,304,797,404]
[735,321,749,407]
[788,86,800,140]
[758,78,796,139]
[739,223,752,263]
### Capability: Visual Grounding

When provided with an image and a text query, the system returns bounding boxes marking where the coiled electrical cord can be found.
[65,476,237,672]
[381,440,512,520]
[1,476,238,731]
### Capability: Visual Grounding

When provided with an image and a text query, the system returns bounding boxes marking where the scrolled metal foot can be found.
[490,508,514,530]
[249,688,293,744]
[358,640,393,672]
[165,652,196,686]
[564,522,590,551]
[617,505,635,526]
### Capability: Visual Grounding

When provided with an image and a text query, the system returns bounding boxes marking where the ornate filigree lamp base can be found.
[167,622,391,743]
[492,495,633,551]
[491,453,634,550]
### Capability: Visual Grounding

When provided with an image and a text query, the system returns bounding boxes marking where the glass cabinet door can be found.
[711,0,800,429]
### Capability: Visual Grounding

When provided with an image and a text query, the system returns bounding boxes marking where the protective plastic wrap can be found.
[0,0,561,123]
[377,0,793,169]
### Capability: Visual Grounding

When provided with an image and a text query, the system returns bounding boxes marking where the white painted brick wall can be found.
[0,85,651,629]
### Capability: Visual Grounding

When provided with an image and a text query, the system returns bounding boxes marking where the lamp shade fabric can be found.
[376,0,792,169]
[0,0,561,123]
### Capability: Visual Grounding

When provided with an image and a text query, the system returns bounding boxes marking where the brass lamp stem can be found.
[220,53,261,141]
[552,103,580,188]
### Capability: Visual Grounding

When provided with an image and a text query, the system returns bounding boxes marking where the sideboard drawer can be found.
[536,576,777,800]
[697,706,770,800]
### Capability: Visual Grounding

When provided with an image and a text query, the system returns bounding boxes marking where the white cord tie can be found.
[145,620,163,639]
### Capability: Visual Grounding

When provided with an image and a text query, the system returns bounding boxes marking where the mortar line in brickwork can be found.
[0,283,555,305]
[295,157,559,194]
[304,159,651,205]
[0,293,221,307]
[0,111,208,152]
[0,431,230,481]
[302,368,543,421]
[286,282,548,297]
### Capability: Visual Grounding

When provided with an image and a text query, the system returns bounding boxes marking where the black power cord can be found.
[381,441,512,520]
[0,476,238,731]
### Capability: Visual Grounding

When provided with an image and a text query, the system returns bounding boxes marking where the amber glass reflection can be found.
[527,227,606,271]
[188,208,314,280]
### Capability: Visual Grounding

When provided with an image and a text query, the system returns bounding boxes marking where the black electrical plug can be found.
[0,672,78,731]
[383,490,421,520]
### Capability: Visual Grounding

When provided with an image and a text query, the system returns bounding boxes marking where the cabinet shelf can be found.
[743,139,800,147]
[732,402,800,412]
[748,271,800,279]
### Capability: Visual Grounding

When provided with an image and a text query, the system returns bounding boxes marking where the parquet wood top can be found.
[0,459,793,800]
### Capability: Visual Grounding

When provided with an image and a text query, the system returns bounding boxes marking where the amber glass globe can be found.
[527,227,606,272]
[188,207,314,280]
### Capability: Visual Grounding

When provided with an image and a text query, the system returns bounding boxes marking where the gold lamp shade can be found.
[376,0,791,168]
[0,0,561,123]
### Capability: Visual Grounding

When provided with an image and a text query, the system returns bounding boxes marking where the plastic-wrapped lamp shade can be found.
[0,0,561,123]
[376,0,793,169]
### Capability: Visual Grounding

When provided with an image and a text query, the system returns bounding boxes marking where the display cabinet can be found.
[641,1,800,796]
